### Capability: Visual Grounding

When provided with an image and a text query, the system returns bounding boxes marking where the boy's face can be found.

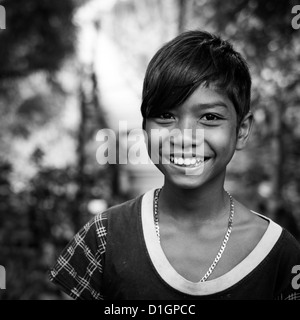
[144,85,248,190]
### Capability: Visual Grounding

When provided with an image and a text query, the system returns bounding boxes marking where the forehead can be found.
[179,85,235,113]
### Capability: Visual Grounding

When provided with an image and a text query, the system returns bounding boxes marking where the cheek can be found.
[206,127,237,154]
[144,128,161,164]
[145,127,173,153]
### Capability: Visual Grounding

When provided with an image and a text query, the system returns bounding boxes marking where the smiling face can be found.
[144,85,251,190]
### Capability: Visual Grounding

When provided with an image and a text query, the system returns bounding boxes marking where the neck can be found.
[159,179,230,223]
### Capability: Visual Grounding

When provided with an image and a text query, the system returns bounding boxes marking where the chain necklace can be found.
[153,188,234,282]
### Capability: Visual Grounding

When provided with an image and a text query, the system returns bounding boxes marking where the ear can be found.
[236,112,253,150]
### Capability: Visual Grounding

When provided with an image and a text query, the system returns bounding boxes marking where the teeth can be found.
[178,158,184,165]
[184,158,191,166]
[170,156,204,167]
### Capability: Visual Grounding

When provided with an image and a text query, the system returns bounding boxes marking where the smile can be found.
[170,156,205,168]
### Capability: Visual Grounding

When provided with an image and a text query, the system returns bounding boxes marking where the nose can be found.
[170,117,200,153]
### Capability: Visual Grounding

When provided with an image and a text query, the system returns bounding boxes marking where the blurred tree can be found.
[75,64,112,230]
[0,0,78,79]
[178,0,194,33]
[0,0,112,300]
[0,157,115,299]
[0,0,81,156]
[110,0,179,74]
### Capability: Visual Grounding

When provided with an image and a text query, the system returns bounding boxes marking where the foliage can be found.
[0,0,78,79]
[0,0,99,300]
[0,157,121,300]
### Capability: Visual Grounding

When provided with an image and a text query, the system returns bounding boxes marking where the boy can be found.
[49,30,300,300]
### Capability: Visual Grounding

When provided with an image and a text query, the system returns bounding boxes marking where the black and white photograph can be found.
[0,0,300,303]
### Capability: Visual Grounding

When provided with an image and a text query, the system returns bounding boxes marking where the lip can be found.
[170,156,203,167]
[167,156,212,169]
[168,159,207,176]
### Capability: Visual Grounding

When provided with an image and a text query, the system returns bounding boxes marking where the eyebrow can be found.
[192,102,229,110]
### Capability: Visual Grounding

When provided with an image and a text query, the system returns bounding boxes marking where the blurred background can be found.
[0,0,299,299]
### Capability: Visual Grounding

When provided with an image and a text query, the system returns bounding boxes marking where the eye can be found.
[154,112,176,122]
[201,113,221,121]
[158,112,175,120]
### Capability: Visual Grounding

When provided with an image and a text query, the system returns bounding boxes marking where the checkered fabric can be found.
[276,292,300,300]
[49,211,107,300]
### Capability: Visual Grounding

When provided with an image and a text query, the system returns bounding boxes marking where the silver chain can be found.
[153,188,234,282]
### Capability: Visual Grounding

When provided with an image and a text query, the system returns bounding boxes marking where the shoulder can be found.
[231,200,270,253]
[233,197,300,260]
[276,228,300,259]
[86,194,144,236]
[99,194,143,223]
[68,195,143,247]
[272,230,300,299]
[105,194,143,215]
[233,199,268,230]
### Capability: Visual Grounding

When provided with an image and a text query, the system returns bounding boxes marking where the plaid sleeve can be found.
[275,281,300,300]
[275,278,300,300]
[48,211,107,300]
[276,292,300,300]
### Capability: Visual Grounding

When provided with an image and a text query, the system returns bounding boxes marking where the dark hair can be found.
[141,30,251,129]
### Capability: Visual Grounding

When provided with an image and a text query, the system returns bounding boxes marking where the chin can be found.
[166,175,207,190]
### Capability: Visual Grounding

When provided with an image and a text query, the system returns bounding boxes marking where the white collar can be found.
[141,188,282,296]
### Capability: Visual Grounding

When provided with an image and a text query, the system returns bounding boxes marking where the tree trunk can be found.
[74,80,87,232]
[268,95,299,239]
[178,0,194,33]
[269,97,285,213]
